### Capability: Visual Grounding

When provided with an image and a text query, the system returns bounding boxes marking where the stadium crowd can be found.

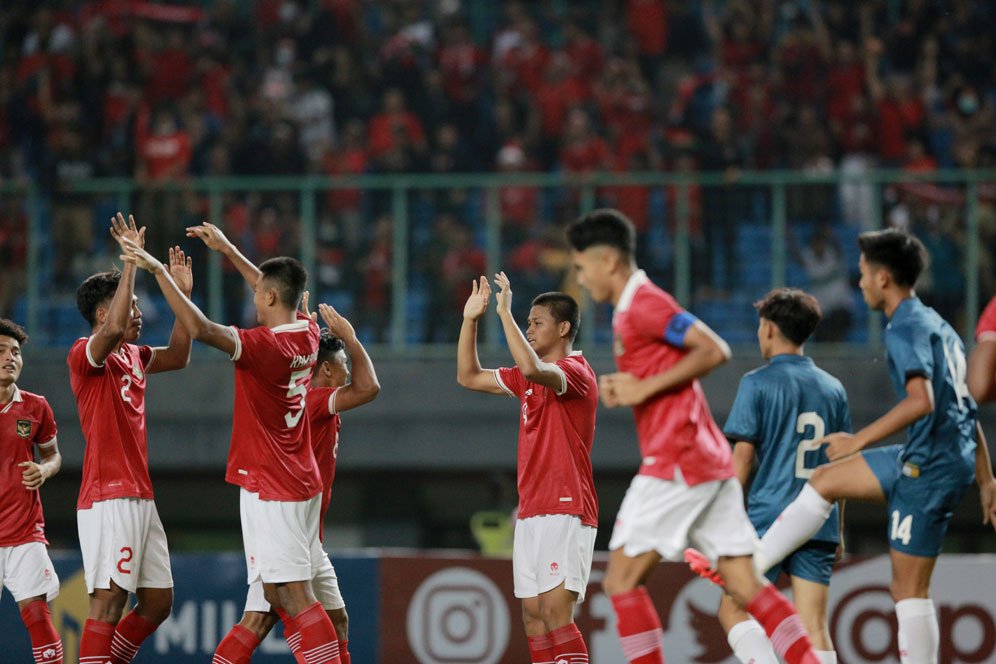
[1,0,995,342]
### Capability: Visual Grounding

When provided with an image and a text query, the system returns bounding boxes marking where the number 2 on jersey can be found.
[120,374,132,403]
[284,369,309,428]
[795,412,825,479]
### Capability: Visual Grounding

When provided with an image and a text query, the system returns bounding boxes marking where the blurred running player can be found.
[121,222,342,663]
[0,318,63,664]
[458,272,598,664]
[964,296,996,528]
[567,209,823,664]
[71,213,193,664]
[742,229,981,664]
[214,294,379,664]
[708,289,849,664]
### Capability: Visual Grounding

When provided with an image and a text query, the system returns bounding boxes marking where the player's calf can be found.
[20,599,63,664]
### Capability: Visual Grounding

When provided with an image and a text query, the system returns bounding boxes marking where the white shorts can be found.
[0,542,60,602]
[244,551,345,613]
[77,498,173,594]
[240,489,325,584]
[609,472,758,563]
[513,514,597,603]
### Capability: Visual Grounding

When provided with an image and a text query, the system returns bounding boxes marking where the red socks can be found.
[79,619,116,664]
[610,587,666,664]
[528,633,554,663]
[550,623,589,663]
[20,601,63,664]
[293,602,341,664]
[212,625,261,664]
[277,607,306,663]
[110,611,157,664]
[338,639,350,664]
[747,585,820,664]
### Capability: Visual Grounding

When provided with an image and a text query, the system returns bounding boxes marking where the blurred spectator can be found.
[791,224,854,342]
[356,214,393,344]
[497,142,539,249]
[45,128,96,287]
[369,88,427,160]
[293,73,335,166]
[135,106,191,257]
[625,0,667,84]
[323,119,368,252]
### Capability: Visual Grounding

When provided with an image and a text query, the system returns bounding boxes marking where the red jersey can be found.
[612,271,733,485]
[495,353,598,527]
[227,315,322,502]
[69,338,156,509]
[306,386,342,541]
[976,295,996,342]
[0,387,57,546]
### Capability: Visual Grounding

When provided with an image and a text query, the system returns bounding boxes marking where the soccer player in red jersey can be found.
[965,296,996,529]
[121,223,343,663]
[214,294,380,664]
[0,318,64,664]
[567,209,823,664]
[458,272,598,664]
[70,214,193,664]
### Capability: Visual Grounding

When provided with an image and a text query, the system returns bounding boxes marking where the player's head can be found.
[857,229,928,311]
[529,292,580,355]
[76,270,143,340]
[254,257,308,322]
[753,288,822,358]
[566,209,637,303]
[0,318,27,386]
[313,328,348,388]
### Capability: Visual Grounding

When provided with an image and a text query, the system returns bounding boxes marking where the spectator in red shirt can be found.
[368,87,427,159]
[535,52,585,168]
[626,0,667,83]
[497,142,539,248]
[136,108,192,257]
[323,119,367,251]
[560,108,610,175]
[563,21,604,98]
[146,28,194,104]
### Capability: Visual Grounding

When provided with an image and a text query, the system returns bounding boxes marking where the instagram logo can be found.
[407,567,510,664]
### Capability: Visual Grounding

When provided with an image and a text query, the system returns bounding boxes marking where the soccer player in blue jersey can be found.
[709,289,848,664]
[738,230,977,664]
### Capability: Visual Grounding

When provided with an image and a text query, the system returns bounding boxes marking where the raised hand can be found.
[301,290,317,322]
[110,212,146,250]
[463,276,490,321]
[493,271,512,317]
[318,303,357,340]
[168,246,193,296]
[186,222,232,252]
[119,237,164,274]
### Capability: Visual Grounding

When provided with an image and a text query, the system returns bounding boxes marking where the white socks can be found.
[753,484,833,573]
[727,619,778,664]
[896,598,939,664]
[815,651,837,663]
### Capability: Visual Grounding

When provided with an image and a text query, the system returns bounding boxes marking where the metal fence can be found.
[3,169,994,351]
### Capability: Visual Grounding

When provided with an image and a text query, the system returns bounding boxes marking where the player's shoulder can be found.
[16,388,50,409]
[633,279,678,308]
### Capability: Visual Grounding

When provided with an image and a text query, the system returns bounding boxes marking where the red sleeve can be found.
[233,326,267,369]
[494,366,525,398]
[628,289,682,343]
[34,398,57,446]
[67,338,104,376]
[555,355,594,400]
[976,296,996,342]
[308,386,336,422]
[138,345,155,370]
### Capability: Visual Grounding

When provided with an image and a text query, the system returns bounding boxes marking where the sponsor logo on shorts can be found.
[16,419,31,437]
[550,561,559,574]
[44,567,52,579]
[902,462,920,478]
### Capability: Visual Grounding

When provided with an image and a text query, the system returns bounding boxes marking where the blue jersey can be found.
[884,297,976,484]
[724,355,850,543]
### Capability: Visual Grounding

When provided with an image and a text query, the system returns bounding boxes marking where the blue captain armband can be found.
[664,311,698,348]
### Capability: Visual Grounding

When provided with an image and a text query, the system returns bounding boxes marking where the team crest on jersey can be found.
[614,333,625,356]
[131,360,144,381]
[16,419,31,438]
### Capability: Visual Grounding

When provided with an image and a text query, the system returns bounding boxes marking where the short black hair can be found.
[754,288,822,346]
[531,292,581,342]
[0,318,28,345]
[77,271,122,327]
[566,208,636,257]
[857,229,928,288]
[258,257,308,310]
[316,328,346,370]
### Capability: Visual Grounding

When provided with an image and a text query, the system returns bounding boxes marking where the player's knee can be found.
[539,600,573,630]
[602,573,635,597]
[144,591,173,625]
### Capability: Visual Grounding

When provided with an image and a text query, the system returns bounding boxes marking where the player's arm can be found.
[968,338,996,404]
[974,423,996,531]
[731,441,756,487]
[318,303,380,412]
[20,438,61,490]
[457,276,505,395]
[601,319,731,407]
[493,271,566,393]
[148,246,194,374]
[120,238,238,356]
[186,222,261,288]
[91,213,145,365]
[824,375,933,461]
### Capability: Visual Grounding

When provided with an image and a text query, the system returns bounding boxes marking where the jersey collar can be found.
[616,269,649,313]
[889,296,920,322]
[271,320,310,334]
[0,384,22,413]
[769,354,812,365]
